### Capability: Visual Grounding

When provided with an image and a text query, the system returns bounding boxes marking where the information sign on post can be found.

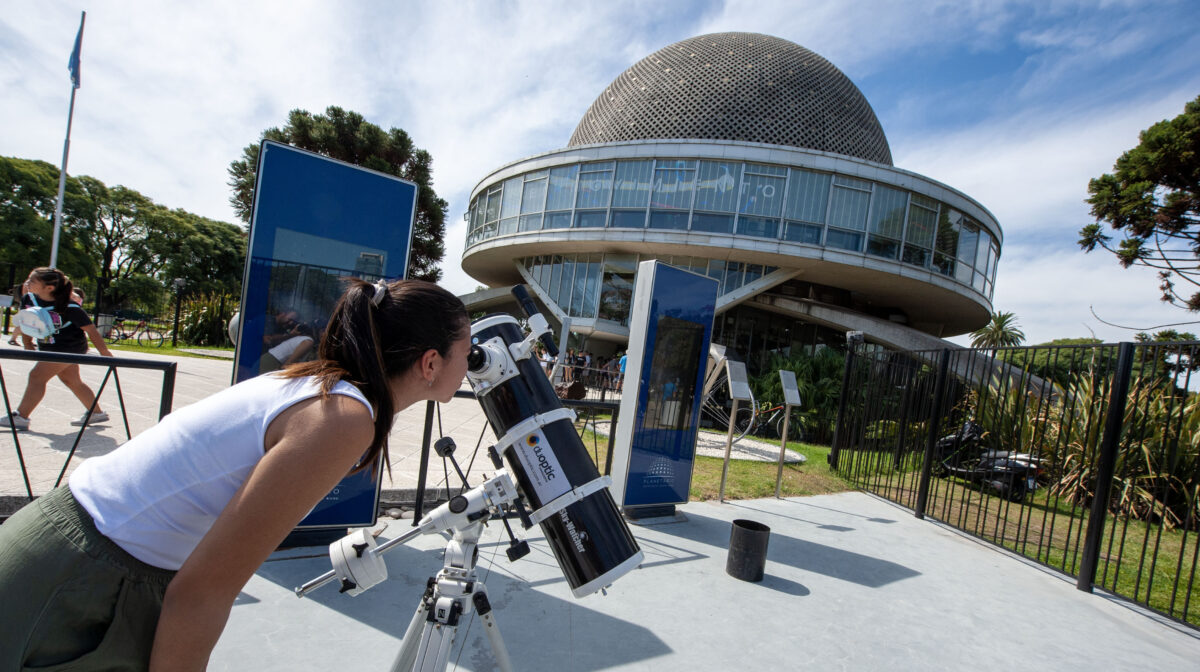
[236,140,418,534]
[776,369,803,497]
[610,261,719,517]
[717,360,753,501]
[726,360,752,403]
[780,370,801,407]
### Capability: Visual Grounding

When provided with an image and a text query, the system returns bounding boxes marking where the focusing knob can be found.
[448,496,469,514]
[434,436,456,457]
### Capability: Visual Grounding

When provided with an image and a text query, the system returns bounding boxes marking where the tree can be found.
[969,311,1026,349]
[1079,95,1200,310]
[0,156,97,289]
[1134,329,1200,381]
[1,155,245,314]
[71,176,173,310]
[227,107,448,282]
[748,347,846,444]
[151,209,246,298]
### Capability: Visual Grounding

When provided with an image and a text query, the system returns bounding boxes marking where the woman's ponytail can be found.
[284,278,467,474]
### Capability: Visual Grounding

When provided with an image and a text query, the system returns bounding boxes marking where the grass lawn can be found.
[574,420,853,502]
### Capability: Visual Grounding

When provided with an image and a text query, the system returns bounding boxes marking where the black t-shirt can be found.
[34,301,92,354]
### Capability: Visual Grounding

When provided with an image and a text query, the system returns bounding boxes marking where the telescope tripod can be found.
[390,518,512,672]
[296,439,530,672]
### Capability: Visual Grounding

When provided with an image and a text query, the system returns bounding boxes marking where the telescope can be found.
[467,284,643,597]
[295,286,644,671]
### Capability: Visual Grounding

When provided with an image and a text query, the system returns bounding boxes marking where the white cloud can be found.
[895,88,1198,241]
[2,0,1197,344]
[970,246,1200,346]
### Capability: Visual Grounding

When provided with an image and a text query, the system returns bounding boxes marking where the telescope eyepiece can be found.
[466,344,488,373]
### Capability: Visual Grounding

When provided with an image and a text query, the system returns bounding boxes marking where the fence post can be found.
[157,362,177,420]
[915,348,951,520]
[1077,341,1135,593]
[828,344,858,470]
[603,406,618,476]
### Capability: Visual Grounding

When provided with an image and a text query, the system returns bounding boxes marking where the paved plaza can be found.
[2,344,1199,669]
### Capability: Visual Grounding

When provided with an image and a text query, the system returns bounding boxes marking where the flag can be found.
[68,11,85,89]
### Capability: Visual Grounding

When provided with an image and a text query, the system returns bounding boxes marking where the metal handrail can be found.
[0,349,177,499]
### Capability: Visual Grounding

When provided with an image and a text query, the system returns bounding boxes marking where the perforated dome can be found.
[568,32,893,165]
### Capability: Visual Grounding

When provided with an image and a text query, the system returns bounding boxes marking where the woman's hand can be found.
[82,324,113,357]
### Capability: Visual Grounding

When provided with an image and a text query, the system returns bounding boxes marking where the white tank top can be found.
[69,374,373,570]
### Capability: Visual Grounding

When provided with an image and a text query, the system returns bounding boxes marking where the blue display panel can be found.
[236,140,417,529]
[611,262,718,507]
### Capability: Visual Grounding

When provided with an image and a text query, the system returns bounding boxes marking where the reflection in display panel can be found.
[248,258,379,377]
[645,316,705,432]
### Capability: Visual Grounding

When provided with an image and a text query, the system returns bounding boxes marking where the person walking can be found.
[1,268,113,430]
[0,278,471,670]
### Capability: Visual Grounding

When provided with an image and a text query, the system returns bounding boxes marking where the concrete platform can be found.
[211,493,1200,671]
[3,344,1200,669]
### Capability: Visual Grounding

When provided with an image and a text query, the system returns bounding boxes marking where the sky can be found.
[3,0,1199,346]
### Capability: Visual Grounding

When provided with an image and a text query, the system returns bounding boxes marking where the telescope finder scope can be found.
[510,285,557,357]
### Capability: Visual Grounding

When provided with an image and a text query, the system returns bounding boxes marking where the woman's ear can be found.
[420,348,440,384]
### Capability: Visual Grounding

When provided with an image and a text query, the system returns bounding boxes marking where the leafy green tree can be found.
[1,156,245,314]
[0,156,96,289]
[152,209,246,298]
[1079,94,1200,310]
[227,106,448,281]
[1000,337,1114,386]
[71,176,172,310]
[969,311,1026,348]
[1134,329,1200,381]
[749,347,846,443]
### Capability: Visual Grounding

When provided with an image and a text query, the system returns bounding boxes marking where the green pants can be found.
[0,487,175,670]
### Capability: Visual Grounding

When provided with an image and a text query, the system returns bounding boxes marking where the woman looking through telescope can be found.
[0,278,470,671]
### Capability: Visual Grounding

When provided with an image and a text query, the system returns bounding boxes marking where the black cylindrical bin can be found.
[726,519,770,582]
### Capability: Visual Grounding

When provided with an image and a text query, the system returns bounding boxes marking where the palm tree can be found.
[970,311,1026,349]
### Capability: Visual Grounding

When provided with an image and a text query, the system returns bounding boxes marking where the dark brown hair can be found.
[283,278,469,474]
[28,267,75,312]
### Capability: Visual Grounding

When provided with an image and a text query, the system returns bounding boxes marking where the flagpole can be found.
[50,10,85,269]
[50,85,77,269]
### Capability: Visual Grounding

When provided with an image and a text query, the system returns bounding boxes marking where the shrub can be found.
[178,293,238,347]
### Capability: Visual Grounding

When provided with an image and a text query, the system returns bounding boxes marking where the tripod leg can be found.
[391,579,435,672]
[416,620,458,672]
[473,589,513,672]
[407,591,464,672]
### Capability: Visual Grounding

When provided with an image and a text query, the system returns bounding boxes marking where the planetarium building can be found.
[461,33,1000,369]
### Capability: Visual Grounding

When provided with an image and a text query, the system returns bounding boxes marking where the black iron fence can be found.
[545,364,626,403]
[830,340,1200,629]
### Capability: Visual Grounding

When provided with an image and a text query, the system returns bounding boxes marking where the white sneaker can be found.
[1,413,30,430]
[71,410,109,426]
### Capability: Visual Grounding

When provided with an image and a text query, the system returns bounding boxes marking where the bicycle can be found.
[746,403,805,442]
[105,318,166,347]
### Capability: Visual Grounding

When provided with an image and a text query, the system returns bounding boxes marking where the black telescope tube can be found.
[510,285,558,357]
